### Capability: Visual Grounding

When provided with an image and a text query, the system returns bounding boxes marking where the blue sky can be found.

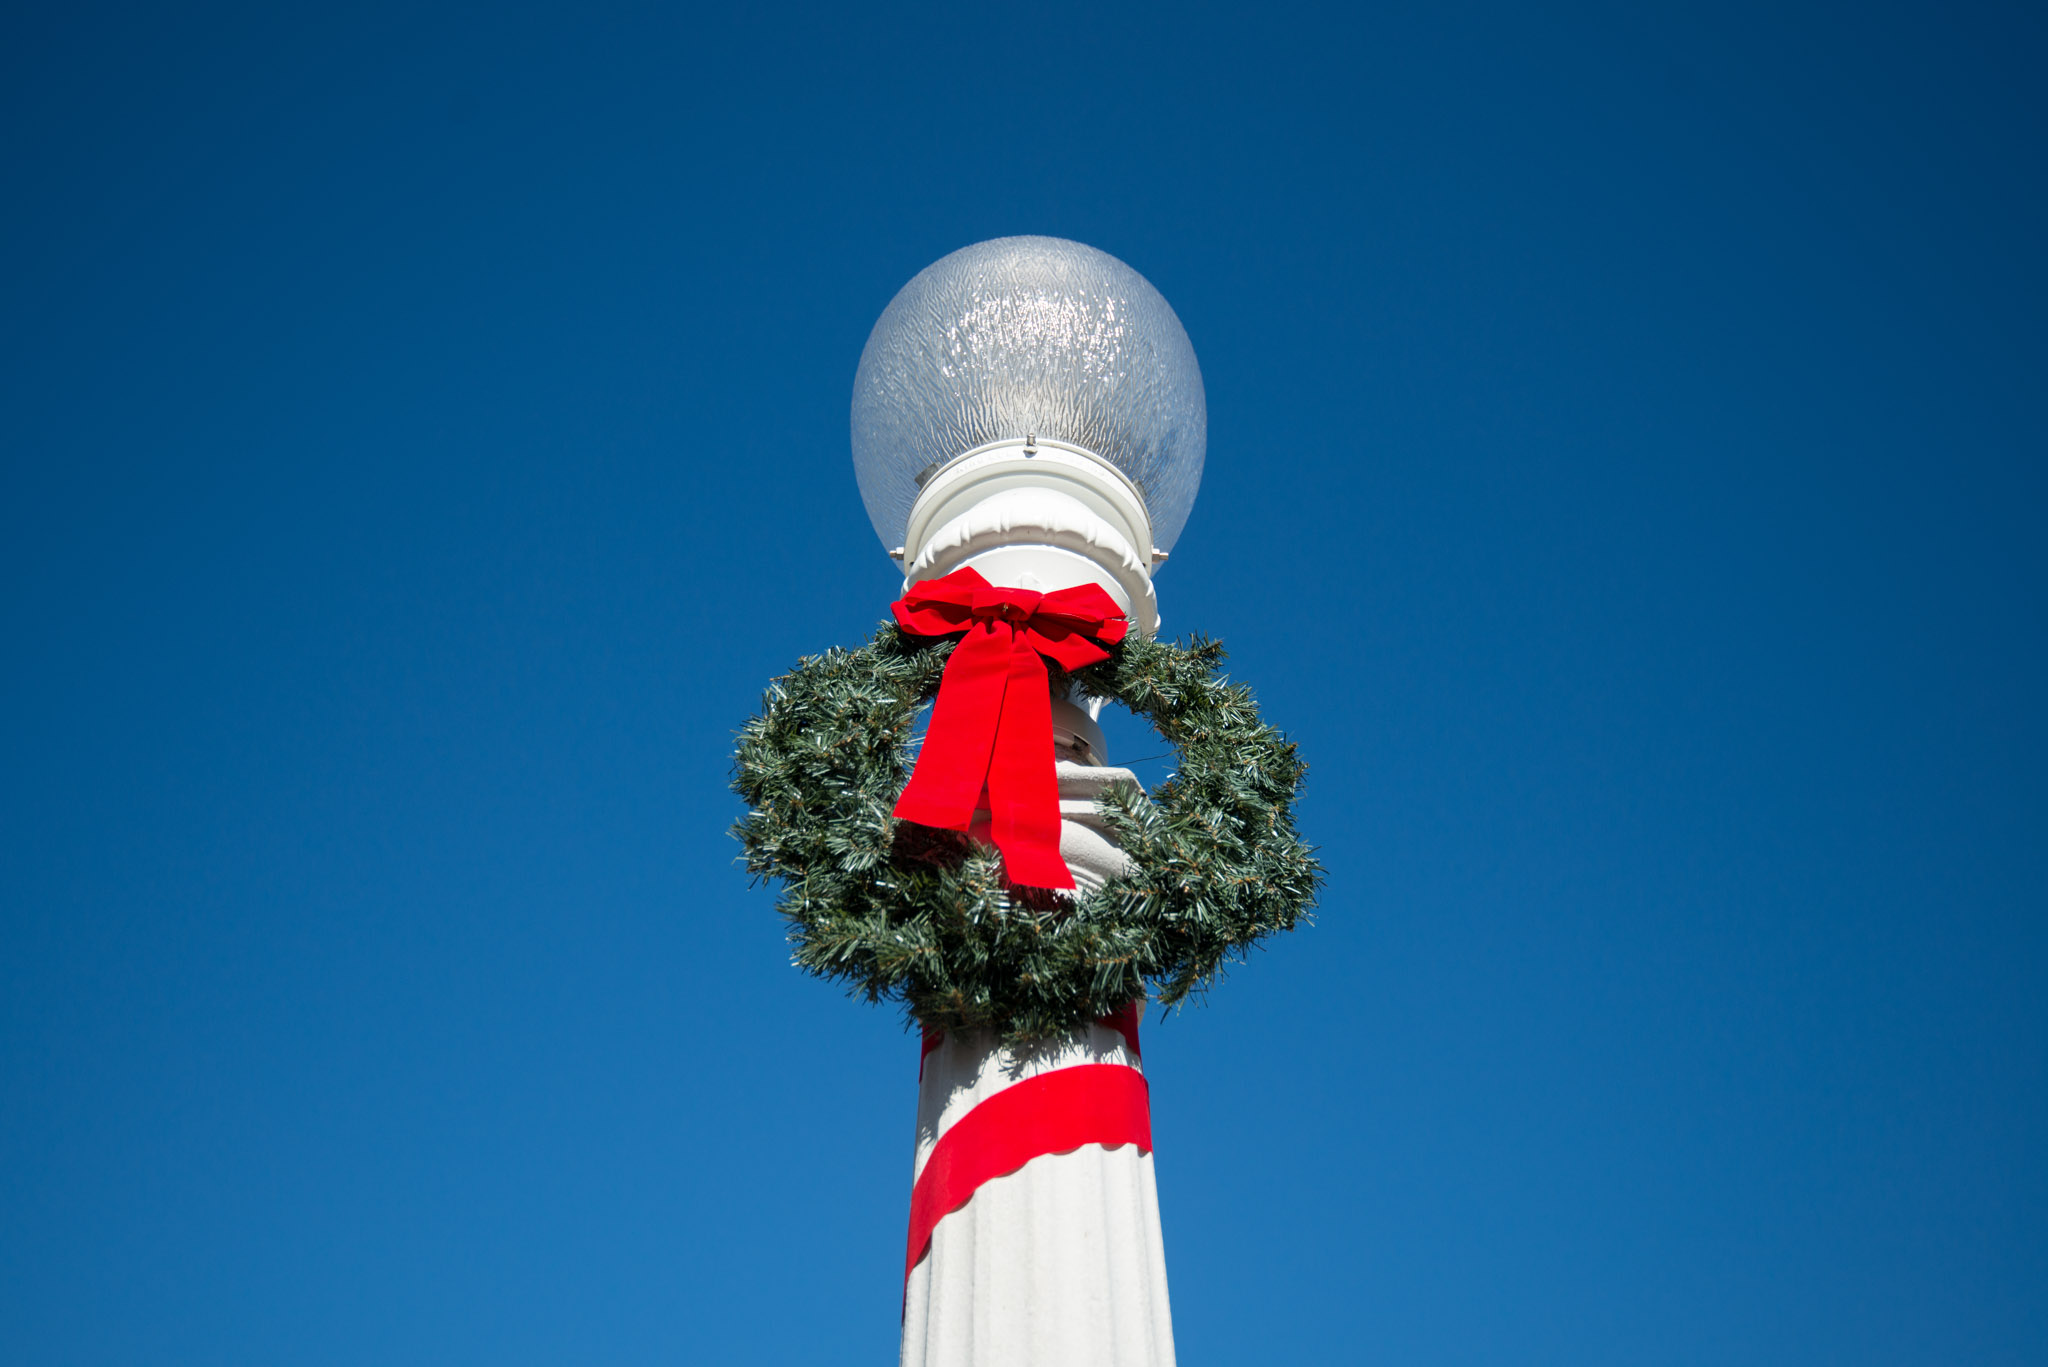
[3,2,2042,1363]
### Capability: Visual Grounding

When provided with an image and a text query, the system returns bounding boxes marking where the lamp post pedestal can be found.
[898,759,1178,1367]
[901,1012,1176,1367]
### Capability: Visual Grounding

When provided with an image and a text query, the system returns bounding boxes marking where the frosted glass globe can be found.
[851,236,1206,555]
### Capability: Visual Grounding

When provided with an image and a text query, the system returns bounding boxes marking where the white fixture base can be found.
[901,439,1161,636]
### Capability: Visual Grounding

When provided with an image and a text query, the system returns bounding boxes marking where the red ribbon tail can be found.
[893,620,1011,833]
[987,641,1075,891]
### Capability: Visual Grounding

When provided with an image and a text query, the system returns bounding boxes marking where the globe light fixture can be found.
[852,236,1206,635]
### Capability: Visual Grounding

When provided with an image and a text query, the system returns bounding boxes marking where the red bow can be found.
[891,567,1129,891]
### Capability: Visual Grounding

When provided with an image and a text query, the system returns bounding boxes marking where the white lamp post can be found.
[853,237,1206,1367]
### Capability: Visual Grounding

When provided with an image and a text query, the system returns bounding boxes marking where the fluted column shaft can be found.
[900,1013,1176,1367]
[899,757,1176,1367]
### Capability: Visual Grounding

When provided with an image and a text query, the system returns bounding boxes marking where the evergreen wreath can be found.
[731,625,1322,1045]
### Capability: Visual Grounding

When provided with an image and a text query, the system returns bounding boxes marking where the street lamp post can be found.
[852,237,1206,1367]
[737,233,1313,1366]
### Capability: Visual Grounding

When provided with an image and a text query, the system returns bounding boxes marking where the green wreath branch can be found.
[731,624,1322,1045]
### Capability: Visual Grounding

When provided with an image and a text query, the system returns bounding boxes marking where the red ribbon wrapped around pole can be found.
[891,567,1129,891]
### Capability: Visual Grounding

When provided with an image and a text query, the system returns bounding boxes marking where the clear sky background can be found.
[4,3,2042,1363]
